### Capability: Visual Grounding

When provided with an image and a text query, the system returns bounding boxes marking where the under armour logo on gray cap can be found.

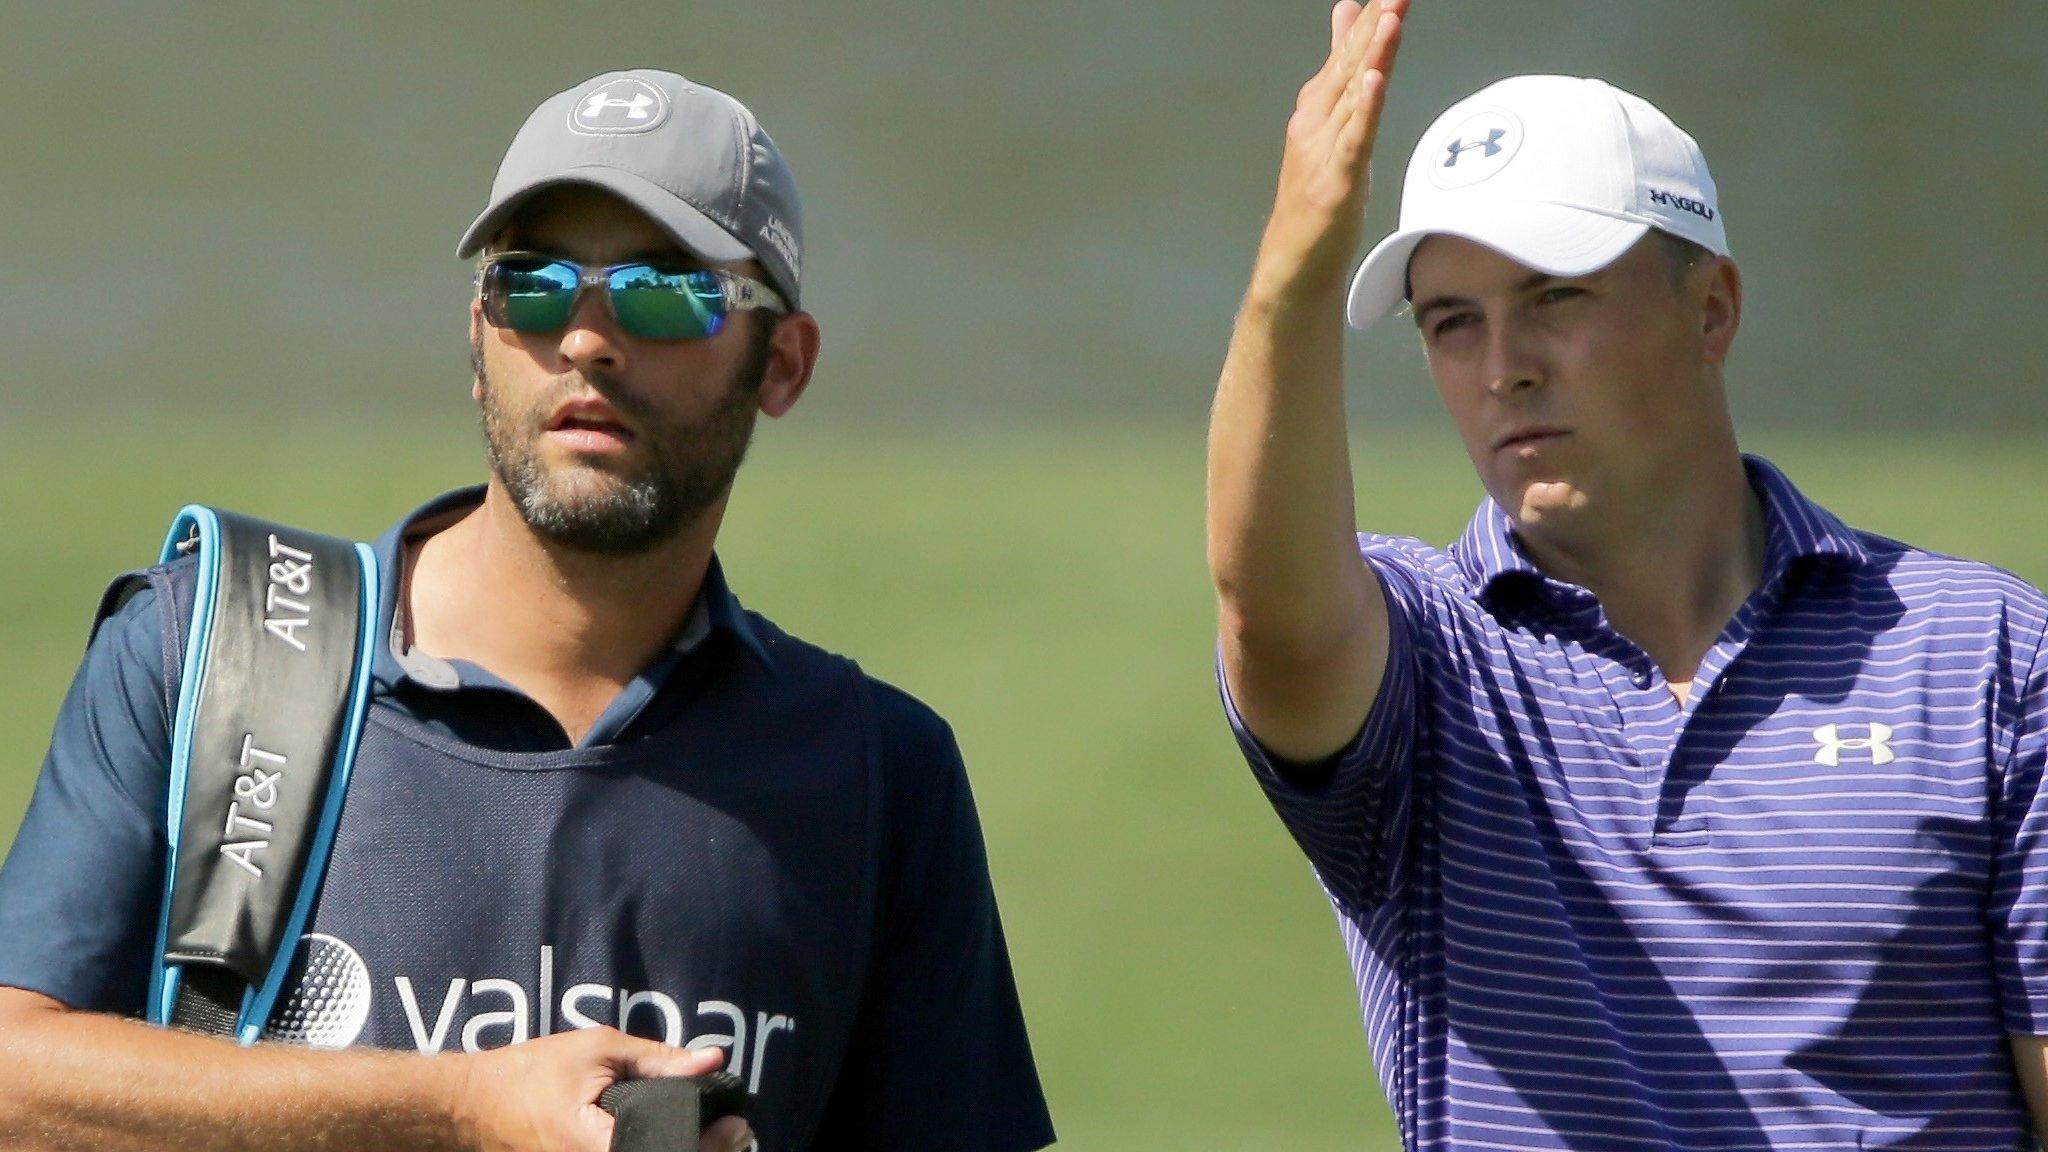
[459,69,804,307]
[572,78,670,135]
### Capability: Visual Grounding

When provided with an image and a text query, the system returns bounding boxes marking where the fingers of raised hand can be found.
[1303,0,1406,126]
[1363,0,1408,79]
[1335,10,1400,120]
[1303,2,1367,111]
[1332,5,1406,142]
[1328,0,1365,54]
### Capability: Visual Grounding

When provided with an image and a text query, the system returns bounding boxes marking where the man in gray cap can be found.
[0,70,1054,1152]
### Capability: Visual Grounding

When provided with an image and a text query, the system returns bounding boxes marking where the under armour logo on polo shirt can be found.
[1812,722,1894,766]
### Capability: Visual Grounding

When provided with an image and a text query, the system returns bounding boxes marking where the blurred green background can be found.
[4,2,2045,1150]
[6,431,2046,1150]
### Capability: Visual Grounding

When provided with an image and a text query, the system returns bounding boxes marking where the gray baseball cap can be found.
[458,69,804,308]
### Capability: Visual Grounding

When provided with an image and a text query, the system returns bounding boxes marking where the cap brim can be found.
[1345,202,1652,330]
[456,164,753,265]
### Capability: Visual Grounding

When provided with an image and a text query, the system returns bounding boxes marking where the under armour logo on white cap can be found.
[569,77,670,135]
[1812,723,1895,767]
[1428,108,1523,190]
[1444,128,1506,167]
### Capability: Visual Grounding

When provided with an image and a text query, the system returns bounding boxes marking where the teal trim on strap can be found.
[234,541,379,1044]
[147,506,224,1027]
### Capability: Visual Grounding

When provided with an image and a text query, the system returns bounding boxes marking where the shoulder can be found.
[1838,534,2048,704]
[862,675,961,772]
[88,554,199,695]
[1357,530,1456,572]
[1355,531,1471,595]
[1354,531,1485,640]
[95,553,195,633]
[734,609,964,767]
[743,617,980,882]
[1850,531,2048,640]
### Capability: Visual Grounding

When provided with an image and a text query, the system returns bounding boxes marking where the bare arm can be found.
[1207,0,1408,764]
[2010,1034,2048,1146]
[0,987,751,1152]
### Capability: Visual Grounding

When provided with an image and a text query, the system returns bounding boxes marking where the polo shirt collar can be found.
[1452,454,1869,608]
[367,485,772,693]
[1745,454,1870,576]
[700,554,773,667]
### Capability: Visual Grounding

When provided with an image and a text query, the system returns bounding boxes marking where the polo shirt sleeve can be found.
[809,683,1054,1152]
[1218,534,1433,913]
[1988,620,2048,1034]
[0,574,176,1014]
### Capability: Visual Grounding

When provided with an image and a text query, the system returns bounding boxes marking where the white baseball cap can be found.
[1346,75,1729,329]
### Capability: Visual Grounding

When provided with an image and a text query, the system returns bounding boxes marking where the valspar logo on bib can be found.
[267,935,796,1093]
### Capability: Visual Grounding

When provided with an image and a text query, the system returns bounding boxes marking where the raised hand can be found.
[1209,1,1411,771]
[1252,0,1410,303]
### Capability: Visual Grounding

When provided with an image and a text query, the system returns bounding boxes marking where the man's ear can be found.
[1699,257,1742,365]
[758,312,822,419]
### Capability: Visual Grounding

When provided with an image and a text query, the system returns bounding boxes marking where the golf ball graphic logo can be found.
[265,933,372,1049]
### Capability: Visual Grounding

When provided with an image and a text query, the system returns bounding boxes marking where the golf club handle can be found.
[598,1071,748,1152]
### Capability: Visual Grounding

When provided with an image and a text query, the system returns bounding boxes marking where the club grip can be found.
[598,1072,748,1152]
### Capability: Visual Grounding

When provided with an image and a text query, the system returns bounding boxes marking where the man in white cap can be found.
[0,70,1053,1152]
[1208,2,2048,1146]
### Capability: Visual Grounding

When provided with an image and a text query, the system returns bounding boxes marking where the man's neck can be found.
[1518,452,1767,689]
[404,482,722,742]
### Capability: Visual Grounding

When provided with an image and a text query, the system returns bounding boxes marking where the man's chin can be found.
[1510,478,1592,528]
[521,500,676,556]
[498,464,673,552]
[522,459,643,506]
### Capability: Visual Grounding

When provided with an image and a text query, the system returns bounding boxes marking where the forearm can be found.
[1207,274,1373,659]
[1206,0,1408,762]
[0,998,471,1152]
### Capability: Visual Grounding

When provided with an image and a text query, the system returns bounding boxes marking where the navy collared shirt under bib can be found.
[0,488,1054,1152]
[1223,458,2048,1151]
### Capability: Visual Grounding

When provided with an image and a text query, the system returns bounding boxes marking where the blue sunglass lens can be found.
[607,266,726,340]
[487,259,581,332]
[484,260,731,340]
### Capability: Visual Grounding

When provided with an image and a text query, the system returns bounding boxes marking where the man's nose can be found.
[557,289,626,373]
[1483,315,1542,397]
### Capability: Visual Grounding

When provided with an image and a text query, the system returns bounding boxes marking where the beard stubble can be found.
[471,322,774,556]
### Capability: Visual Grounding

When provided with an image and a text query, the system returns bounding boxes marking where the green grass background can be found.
[5,422,2045,1151]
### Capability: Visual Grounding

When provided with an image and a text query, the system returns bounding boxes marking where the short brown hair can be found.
[1653,230,1714,289]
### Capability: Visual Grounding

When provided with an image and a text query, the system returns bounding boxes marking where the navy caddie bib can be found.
[260,636,881,1152]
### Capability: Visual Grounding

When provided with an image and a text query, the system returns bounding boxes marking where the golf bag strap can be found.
[132,506,380,1043]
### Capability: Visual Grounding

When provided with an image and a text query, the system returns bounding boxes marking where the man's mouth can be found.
[1492,426,1570,454]
[545,401,637,452]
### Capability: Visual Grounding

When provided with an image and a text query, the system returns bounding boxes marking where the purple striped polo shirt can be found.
[1223,456,2048,1150]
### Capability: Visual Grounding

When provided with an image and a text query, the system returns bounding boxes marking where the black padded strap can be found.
[163,511,365,997]
[599,1073,748,1152]
[168,966,245,1036]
